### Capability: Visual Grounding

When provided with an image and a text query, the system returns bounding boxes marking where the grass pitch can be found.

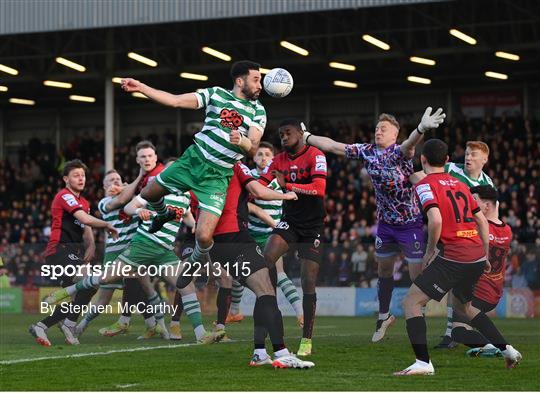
[1,313,538,391]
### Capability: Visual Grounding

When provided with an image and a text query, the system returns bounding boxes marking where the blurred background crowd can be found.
[1,115,539,290]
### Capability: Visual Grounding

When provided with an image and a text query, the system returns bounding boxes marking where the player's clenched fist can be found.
[229,129,242,145]
[283,192,298,201]
[121,78,143,92]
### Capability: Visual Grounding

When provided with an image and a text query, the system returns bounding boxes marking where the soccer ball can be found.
[263,68,293,98]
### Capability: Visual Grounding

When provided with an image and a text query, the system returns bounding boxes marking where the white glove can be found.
[302,130,312,145]
[418,107,446,134]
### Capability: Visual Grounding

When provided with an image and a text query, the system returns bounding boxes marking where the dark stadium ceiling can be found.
[0,0,539,108]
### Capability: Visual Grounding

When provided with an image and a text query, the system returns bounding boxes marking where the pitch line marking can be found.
[0,333,359,366]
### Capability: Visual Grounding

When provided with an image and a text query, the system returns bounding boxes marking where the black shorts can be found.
[272,220,323,263]
[414,256,486,303]
[453,296,498,323]
[45,245,82,287]
[211,231,267,285]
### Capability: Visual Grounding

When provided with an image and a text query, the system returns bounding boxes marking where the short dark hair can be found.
[258,141,275,154]
[136,140,156,153]
[231,60,260,82]
[62,159,88,177]
[279,118,303,130]
[422,139,448,167]
[470,185,498,204]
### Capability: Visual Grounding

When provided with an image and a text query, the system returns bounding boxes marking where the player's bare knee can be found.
[301,276,317,294]
[141,182,164,202]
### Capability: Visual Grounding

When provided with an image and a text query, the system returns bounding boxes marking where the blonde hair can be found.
[378,113,400,130]
[466,141,490,156]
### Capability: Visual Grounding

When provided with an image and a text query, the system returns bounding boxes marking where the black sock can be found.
[269,267,278,289]
[377,277,394,315]
[406,316,430,363]
[216,287,232,325]
[451,326,490,348]
[302,293,317,339]
[172,291,183,322]
[122,279,137,317]
[469,312,508,351]
[65,287,97,322]
[256,295,285,352]
[41,306,67,328]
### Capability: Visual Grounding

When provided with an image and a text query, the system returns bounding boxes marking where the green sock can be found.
[277,272,302,316]
[182,293,203,332]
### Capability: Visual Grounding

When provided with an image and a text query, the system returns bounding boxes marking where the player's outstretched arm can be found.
[121,78,200,109]
[124,196,152,221]
[248,202,276,228]
[104,170,145,212]
[73,210,118,239]
[246,181,298,201]
[423,207,443,268]
[302,131,347,156]
[400,107,446,158]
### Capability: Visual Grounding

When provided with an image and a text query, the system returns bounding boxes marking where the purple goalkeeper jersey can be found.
[345,143,421,225]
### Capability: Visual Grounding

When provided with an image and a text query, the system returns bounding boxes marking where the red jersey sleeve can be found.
[235,163,256,187]
[415,181,439,212]
[58,191,85,215]
[258,159,277,185]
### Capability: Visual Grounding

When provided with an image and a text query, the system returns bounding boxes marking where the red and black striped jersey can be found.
[260,146,327,228]
[44,188,90,256]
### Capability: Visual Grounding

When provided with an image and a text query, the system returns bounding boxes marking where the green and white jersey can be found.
[444,162,495,188]
[98,197,139,256]
[194,86,266,169]
[135,192,191,250]
[247,168,283,236]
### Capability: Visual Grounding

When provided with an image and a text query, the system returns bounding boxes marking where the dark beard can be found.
[242,86,258,101]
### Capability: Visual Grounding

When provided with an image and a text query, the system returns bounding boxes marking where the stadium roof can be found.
[0,0,539,108]
[0,0,436,36]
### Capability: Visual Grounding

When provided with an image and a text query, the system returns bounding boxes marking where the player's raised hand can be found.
[107,224,119,240]
[121,78,143,93]
[284,192,298,201]
[418,106,446,133]
[107,184,123,196]
[229,129,242,145]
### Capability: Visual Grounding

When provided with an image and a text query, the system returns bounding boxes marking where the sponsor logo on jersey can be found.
[416,184,431,193]
[219,108,244,131]
[456,229,478,238]
[489,234,495,241]
[439,179,459,187]
[419,191,434,204]
[315,163,327,172]
[315,155,326,163]
[62,194,79,207]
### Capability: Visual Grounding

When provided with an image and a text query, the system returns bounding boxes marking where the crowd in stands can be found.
[1,115,539,291]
